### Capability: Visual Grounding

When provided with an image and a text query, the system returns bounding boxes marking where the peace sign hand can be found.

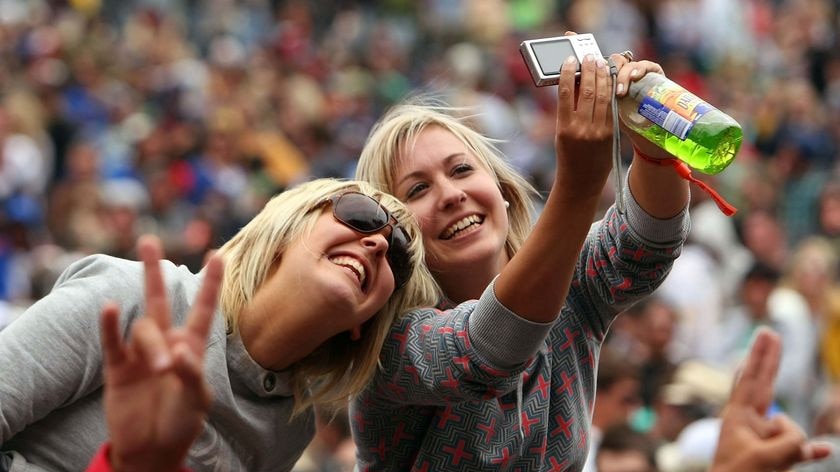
[100,235,224,472]
[711,328,831,472]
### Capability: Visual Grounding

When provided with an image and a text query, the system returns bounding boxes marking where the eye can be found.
[452,163,474,176]
[405,182,428,200]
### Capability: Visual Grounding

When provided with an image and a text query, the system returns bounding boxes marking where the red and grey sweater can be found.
[351,198,689,472]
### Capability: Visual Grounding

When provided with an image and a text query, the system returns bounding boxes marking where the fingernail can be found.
[566,55,576,64]
[617,83,625,94]
[630,69,640,78]
[596,58,606,69]
[585,53,594,62]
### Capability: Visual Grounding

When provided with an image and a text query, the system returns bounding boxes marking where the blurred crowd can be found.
[1,0,840,471]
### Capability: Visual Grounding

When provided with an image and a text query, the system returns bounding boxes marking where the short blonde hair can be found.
[215,178,440,414]
[355,99,537,260]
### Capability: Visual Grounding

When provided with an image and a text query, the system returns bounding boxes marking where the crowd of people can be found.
[2,0,840,471]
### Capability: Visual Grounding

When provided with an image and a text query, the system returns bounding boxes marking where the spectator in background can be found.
[292,408,356,472]
[653,362,732,471]
[817,180,840,258]
[607,296,679,432]
[583,349,643,472]
[714,261,816,429]
[595,424,658,472]
[652,361,730,444]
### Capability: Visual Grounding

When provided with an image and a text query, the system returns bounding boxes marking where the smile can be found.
[328,255,367,289]
[441,214,484,240]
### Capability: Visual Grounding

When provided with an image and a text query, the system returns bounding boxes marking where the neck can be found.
[237,302,328,371]
[434,251,510,304]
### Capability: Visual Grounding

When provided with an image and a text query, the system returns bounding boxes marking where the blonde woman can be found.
[0,179,439,472]
[351,52,690,470]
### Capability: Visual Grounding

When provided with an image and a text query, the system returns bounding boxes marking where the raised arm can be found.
[611,59,691,218]
[90,236,222,472]
[494,52,620,322]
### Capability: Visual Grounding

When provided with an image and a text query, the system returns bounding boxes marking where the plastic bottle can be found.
[618,72,743,175]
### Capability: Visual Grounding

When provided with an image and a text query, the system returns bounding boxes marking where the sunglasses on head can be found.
[323,191,413,290]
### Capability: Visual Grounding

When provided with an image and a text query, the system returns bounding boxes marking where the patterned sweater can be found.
[351,194,689,472]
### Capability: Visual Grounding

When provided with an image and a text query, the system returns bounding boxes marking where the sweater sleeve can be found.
[567,183,690,338]
[0,255,145,444]
[367,279,553,405]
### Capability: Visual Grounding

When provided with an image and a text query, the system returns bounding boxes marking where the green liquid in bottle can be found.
[621,73,743,175]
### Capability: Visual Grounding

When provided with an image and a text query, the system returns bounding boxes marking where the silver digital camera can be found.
[519,34,604,87]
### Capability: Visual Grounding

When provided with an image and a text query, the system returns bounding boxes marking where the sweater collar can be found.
[225,328,294,398]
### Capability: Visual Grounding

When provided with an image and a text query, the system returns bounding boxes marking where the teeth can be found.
[328,256,366,287]
[442,215,482,239]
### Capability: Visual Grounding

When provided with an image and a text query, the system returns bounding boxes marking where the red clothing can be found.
[86,444,191,472]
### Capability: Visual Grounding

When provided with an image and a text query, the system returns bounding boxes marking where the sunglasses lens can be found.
[335,193,390,232]
[387,226,413,289]
[332,192,413,290]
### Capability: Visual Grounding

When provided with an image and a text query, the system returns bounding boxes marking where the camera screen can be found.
[531,40,576,75]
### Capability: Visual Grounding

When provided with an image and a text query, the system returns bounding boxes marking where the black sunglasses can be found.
[323,191,413,290]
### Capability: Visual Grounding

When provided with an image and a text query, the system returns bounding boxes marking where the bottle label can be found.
[637,85,715,140]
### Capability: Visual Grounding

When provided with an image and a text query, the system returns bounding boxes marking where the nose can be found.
[437,180,467,211]
[360,231,389,257]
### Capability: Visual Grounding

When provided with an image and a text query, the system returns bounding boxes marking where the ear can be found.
[350,326,361,341]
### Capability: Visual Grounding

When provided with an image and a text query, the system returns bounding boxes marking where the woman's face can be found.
[261,209,396,335]
[392,126,509,276]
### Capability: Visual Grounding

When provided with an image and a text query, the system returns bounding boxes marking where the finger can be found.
[576,54,598,120]
[130,317,173,372]
[749,328,782,413]
[615,60,664,95]
[171,343,213,410]
[186,254,224,342]
[556,55,578,131]
[801,441,834,463]
[100,302,126,367]
[755,415,809,470]
[564,31,577,36]
[139,235,172,331]
[607,53,631,96]
[592,56,611,126]
[731,328,781,409]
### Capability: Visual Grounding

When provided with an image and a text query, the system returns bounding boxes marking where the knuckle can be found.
[579,87,596,100]
[557,85,574,99]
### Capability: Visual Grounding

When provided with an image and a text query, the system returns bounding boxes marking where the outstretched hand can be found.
[552,34,614,198]
[710,328,831,472]
[100,235,224,472]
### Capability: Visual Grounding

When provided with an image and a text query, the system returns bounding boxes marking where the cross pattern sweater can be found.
[351,194,689,472]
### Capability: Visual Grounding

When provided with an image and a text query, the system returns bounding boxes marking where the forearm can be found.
[628,153,690,218]
[570,183,689,335]
[495,174,603,323]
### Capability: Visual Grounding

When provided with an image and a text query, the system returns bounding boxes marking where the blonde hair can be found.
[355,99,537,261]
[215,178,440,414]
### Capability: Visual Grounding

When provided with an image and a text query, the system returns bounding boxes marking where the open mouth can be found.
[440,214,484,240]
[328,255,367,290]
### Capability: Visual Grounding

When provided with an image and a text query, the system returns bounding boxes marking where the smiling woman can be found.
[0,178,440,472]
[353,47,691,472]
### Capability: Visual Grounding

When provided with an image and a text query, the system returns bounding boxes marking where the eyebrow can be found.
[396,152,467,188]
